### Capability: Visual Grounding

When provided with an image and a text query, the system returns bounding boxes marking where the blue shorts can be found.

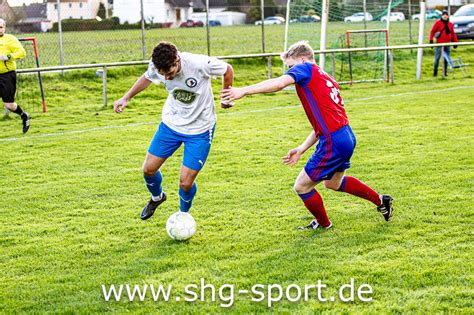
[304,125,356,182]
[148,122,215,171]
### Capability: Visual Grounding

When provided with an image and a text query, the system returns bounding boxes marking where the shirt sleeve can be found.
[285,63,312,86]
[201,56,228,77]
[144,60,161,85]
[10,36,26,61]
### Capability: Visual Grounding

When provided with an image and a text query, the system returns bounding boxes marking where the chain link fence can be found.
[6,0,452,68]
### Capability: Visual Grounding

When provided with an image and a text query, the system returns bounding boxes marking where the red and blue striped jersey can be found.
[286,62,349,136]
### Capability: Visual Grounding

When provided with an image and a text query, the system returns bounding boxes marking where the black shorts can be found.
[0,71,17,103]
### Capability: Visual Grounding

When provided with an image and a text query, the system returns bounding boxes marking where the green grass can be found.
[0,58,473,313]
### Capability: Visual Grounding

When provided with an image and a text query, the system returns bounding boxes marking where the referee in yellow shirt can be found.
[0,18,29,133]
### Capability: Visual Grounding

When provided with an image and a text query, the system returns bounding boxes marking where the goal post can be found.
[17,37,47,113]
[345,29,389,85]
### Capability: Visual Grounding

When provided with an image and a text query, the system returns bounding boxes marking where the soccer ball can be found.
[166,212,197,241]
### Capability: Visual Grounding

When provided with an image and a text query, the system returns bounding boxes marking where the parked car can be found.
[290,15,321,23]
[179,20,204,28]
[209,20,221,26]
[255,16,285,25]
[412,9,442,21]
[381,12,405,22]
[344,12,373,23]
[451,4,474,40]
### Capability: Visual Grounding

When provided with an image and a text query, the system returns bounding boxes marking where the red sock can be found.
[338,176,381,206]
[298,190,331,227]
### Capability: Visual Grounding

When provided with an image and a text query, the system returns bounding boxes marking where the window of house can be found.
[69,3,72,8]
[80,3,83,8]
[54,4,58,10]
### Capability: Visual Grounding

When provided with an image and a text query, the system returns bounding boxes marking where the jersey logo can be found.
[185,77,198,88]
[173,89,197,104]
[326,80,344,105]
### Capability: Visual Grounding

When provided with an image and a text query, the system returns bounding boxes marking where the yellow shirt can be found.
[0,34,26,74]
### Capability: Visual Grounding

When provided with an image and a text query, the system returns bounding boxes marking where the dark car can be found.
[209,20,221,26]
[179,20,204,28]
[290,15,321,23]
[451,4,474,40]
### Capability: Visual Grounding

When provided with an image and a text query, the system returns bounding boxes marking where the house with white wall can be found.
[46,0,102,23]
[113,0,203,25]
[426,0,470,7]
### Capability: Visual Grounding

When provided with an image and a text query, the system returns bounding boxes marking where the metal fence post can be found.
[363,0,368,48]
[416,2,426,80]
[260,0,265,53]
[267,57,272,79]
[441,46,446,78]
[140,0,146,60]
[319,0,329,70]
[206,0,210,56]
[331,52,336,78]
[102,66,108,108]
[56,0,64,71]
[390,49,394,83]
[408,0,413,50]
[283,0,290,75]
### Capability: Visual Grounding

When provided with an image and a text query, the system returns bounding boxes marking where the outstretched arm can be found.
[282,130,319,166]
[114,74,151,113]
[221,64,234,109]
[220,75,295,103]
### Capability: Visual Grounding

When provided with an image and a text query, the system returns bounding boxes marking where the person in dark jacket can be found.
[429,10,458,76]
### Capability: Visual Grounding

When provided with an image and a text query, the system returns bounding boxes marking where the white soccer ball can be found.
[166,212,197,241]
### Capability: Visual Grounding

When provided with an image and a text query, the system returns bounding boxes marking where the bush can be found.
[51,18,171,32]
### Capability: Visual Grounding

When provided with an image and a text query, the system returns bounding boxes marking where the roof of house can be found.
[46,0,88,2]
[24,3,48,19]
[165,0,228,9]
[166,0,204,9]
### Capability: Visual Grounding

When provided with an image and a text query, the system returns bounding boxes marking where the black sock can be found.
[13,105,24,116]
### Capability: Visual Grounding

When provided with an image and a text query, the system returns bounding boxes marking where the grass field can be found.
[1,58,473,313]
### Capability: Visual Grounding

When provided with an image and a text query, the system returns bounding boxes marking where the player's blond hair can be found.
[281,41,314,61]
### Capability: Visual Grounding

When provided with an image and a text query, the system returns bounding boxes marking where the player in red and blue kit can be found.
[221,41,393,230]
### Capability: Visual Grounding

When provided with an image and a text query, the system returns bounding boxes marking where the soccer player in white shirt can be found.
[114,42,234,220]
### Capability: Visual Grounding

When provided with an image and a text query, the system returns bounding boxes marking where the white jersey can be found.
[144,52,228,135]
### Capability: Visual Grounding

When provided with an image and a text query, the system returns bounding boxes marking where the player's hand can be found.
[113,97,129,113]
[221,86,246,103]
[282,147,303,166]
[0,55,8,61]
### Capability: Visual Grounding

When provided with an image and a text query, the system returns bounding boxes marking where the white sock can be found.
[152,192,163,202]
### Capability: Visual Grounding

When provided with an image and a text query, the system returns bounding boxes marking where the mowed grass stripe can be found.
[1,84,472,142]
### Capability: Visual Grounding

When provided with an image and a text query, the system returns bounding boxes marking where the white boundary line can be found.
[1,85,472,142]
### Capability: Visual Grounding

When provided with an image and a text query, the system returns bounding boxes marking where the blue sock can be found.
[179,183,197,213]
[144,171,163,198]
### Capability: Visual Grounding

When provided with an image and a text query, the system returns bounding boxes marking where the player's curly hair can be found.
[152,42,179,71]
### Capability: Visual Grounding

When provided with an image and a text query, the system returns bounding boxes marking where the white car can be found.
[344,12,373,23]
[255,16,285,25]
[381,12,406,22]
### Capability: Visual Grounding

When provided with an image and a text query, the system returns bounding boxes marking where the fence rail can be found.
[16,42,474,109]
[16,42,474,74]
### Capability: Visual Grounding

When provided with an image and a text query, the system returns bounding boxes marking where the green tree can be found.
[97,3,106,19]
